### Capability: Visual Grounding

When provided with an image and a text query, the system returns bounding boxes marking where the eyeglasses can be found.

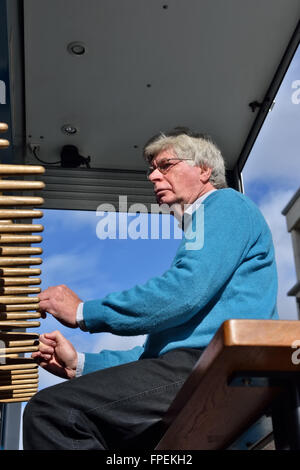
[146,158,193,178]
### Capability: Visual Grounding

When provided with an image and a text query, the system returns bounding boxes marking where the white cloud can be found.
[42,252,99,287]
[42,252,88,283]
[43,209,98,232]
[243,49,300,186]
[257,189,298,320]
[41,249,120,299]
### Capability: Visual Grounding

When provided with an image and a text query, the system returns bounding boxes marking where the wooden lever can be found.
[0,286,41,294]
[0,196,44,206]
[0,320,41,328]
[0,354,18,358]
[0,258,42,266]
[0,164,44,174]
[0,397,35,403]
[0,163,44,402]
[0,377,38,385]
[0,123,9,132]
[0,235,43,243]
[0,268,41,276]
[0,368,39,375]
[0,312,41,320]
[0,296,39,304]
[0,181,45,190]
[0,303,40,311]
[0,331,39,339]
[0,345,39,354]
[0,386,38,392]
[0,333,39,344]
[0,387,37,394]
[0,139,10,149]
[0,247,42,255]
[0,338,39,347]
[0,224,43,232]
[0,383,38,391]
[0,358,38,371]
[0,277,41,285]
[0,209,43,219]
[0,373,38,381]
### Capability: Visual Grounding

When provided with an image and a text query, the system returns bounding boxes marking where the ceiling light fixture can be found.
[67,42,86,56]
[61,124,78,135]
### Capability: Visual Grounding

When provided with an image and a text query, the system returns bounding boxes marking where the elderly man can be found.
[23,128,278,450]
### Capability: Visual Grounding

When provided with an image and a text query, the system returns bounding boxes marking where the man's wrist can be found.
[76,302,87,331]
[75,352,85,377]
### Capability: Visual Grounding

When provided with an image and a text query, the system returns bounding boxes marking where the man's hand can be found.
[38,285,82,328]
[32,331,78,379]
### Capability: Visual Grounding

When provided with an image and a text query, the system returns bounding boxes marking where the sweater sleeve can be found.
[83,192,252,335]
[81,345,145,375]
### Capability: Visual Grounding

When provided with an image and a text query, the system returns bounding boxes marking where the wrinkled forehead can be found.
[151,147,178,164]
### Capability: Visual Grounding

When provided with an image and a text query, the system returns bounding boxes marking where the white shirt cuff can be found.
[75,352,85,378]
[76,302,87,331]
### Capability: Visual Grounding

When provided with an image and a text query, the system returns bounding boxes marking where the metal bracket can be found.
[228,370,300,450]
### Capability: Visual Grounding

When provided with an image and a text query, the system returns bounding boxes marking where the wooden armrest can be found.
[155,319,300,450]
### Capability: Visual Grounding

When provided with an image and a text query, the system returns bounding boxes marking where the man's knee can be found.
[23,383,64,428]
[23,388,50,424]
[23,384,73,450]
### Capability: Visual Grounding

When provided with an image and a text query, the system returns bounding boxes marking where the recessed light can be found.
[67,42,86,56]
[61,124,78,135]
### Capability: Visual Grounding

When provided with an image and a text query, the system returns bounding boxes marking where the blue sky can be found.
[18,45,300,445]
[242,44,300,322]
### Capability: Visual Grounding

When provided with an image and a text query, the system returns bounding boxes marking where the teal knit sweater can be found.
[82,189,278,374]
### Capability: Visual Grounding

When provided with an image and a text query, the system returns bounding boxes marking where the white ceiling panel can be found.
[23,0,300,172]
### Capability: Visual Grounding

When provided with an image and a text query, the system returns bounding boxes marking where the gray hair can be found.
[143,131,227,189]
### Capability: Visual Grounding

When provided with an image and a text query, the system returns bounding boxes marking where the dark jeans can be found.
[23,347,204,450]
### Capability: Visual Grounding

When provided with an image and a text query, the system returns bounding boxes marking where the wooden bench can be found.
[155,319,300,450]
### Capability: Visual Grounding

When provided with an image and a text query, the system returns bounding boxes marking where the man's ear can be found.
[199,166,212,183]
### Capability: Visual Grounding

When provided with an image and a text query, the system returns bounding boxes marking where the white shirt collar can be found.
[184,189,217,216]
[178,189,217,230]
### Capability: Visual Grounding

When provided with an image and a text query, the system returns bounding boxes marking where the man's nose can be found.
[148,168,163,183]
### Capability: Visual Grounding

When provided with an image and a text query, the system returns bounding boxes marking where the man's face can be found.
[148,149,211,207]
